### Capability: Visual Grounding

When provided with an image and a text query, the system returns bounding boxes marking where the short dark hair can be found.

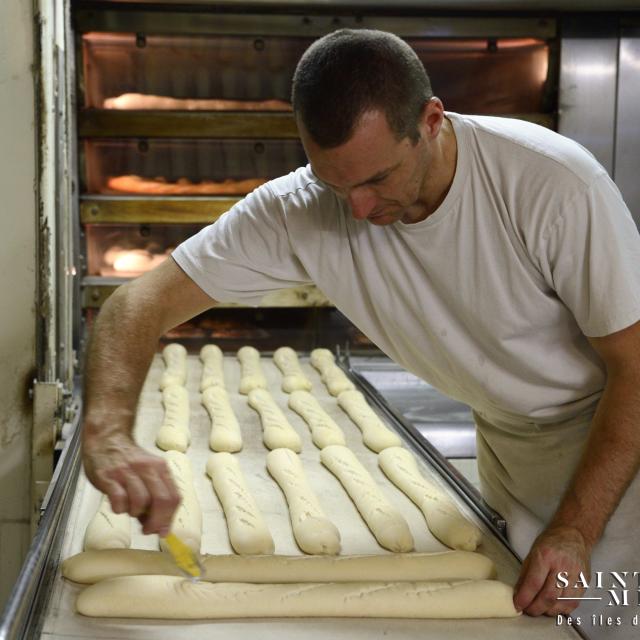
[292,29,433,148]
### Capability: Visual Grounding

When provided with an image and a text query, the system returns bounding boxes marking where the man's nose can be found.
[348,187,377,220]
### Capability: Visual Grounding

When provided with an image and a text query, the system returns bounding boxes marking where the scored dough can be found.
[63,548,496,584]
[155,384,190,452]
[288,390,346,449]
[378,447,482,551]
[247,388,302,452]
[201,386,243,452]
[83,495,131,551]
[266,448,340,555]
[237,346,267,395]
[309,350,355,396]
[199,344,225,392]
[206,452,274,555]
[320,445,414,553]
[337,389,402,452]
[160,343,187,390]
[160,451,202,555]
[77,575,519,619]
[273,346,313,393]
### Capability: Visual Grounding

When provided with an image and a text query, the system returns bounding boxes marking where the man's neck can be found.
[414,117,458,221]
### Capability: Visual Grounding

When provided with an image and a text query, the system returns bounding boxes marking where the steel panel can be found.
[558,32,618,173]
[614,32,640,224]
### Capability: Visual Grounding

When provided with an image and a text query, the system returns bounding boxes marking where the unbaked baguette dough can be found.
[337,390,402,452]
[288,390,346,448]
[160,451,202,555]
[247,388,302,452]
[160,343,187,389]
[320,445,414,552]
[266,448,340,555]
[206,452,274,555]
[83,495,131,551]
[237,345,268,394]
[63,548,496,584]
[378,447,482,551]
[309,348,336,369]
[309,348,355,396]
[201,386,243,452]
[199,344,225,391]
[77,575,519,619]
[155,384,191,452]
[273,346,312,393]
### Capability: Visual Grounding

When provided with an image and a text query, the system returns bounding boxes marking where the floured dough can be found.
[160,343,187,389]
[320,445,414,552]
[237,345,267,394]
[247,388,302,452]
[83,495,131,551]
[288,390,346,448]
[337,390,402,452]
[309,348,335,369]
[273,346,313,393]
[206,452,274,555]
[266,448,340,555]
[378,447,482,551]
[201,386,243,452]
[155,384,190,452]
[309,349,355,396]
[199,344,225,391]
[63,548,496,584]
[160,451,202,555]
[77,575,519,619]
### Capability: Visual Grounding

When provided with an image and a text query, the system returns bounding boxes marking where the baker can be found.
[82,29,640,628]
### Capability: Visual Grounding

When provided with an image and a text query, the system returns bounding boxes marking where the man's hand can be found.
[514,524,591,616]
[83,431,181,536]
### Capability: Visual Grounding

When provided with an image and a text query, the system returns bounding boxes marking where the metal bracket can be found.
[31,380,63,533]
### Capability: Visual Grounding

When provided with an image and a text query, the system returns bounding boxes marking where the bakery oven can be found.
[2,1,638,637]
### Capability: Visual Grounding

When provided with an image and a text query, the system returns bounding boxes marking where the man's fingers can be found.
[98,476,129,515]
[124,471,152,517]
[514,552,552,612]
[525,570,564,616]
[136,464,181,536]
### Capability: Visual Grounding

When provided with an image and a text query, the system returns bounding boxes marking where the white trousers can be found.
[474,411,640,640]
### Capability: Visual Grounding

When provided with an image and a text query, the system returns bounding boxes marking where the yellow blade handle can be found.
[163,533,202,579]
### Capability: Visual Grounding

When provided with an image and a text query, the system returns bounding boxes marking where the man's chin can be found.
[366,211,403,226]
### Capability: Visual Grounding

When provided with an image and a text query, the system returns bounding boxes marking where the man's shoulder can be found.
[265,164,327,202]
[454,113,605,188]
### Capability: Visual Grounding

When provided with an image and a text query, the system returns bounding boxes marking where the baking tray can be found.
[39,352,581,639]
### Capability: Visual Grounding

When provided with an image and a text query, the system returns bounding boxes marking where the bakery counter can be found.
[1,350,584,639]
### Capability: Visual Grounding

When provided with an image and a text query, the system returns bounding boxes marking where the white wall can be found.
[0,0,37,609]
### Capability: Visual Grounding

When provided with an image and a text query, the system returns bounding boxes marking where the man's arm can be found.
[514,318,640,615]
[82,257,216,535]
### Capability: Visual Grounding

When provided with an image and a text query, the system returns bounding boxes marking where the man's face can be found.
[299,109,431,225]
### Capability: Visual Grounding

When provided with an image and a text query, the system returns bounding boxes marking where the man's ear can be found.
[420,97,445,140]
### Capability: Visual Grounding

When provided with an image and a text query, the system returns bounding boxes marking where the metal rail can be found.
[0,397,83,640]
[80,195,239,224]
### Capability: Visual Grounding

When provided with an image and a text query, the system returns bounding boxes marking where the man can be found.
[83,29,640,628]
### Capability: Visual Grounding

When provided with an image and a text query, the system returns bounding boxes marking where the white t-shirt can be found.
[174,112,640,430]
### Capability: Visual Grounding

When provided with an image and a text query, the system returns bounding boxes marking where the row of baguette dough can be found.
[157,343,402,454]
[85,444,480,556]
[68,547,517,619]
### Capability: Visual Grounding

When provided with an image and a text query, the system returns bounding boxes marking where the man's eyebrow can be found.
[312,162,401,191]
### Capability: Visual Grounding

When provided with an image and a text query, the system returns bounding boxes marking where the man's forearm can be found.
[548,368,640,547]
[83,281,163,441]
